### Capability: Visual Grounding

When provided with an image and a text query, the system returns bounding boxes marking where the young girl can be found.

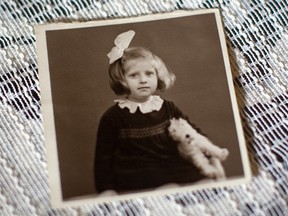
[94,30,206,194]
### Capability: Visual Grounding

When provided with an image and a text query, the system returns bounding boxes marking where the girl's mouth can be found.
[138,87,150,90]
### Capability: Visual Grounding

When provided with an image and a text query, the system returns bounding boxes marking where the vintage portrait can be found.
[35,9,251,207]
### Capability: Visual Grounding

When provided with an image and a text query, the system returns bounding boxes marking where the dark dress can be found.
[94,99,205,193]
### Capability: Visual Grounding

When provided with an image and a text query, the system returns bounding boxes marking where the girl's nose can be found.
[139,74,147,83]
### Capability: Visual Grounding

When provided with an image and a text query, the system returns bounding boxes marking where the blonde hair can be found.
[108,47,175,95]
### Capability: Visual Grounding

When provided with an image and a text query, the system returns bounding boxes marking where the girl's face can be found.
[124,58,158,102]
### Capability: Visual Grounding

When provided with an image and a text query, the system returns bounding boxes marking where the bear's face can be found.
[168,118,197,144]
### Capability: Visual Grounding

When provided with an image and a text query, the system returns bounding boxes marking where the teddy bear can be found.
[168,118,229,180]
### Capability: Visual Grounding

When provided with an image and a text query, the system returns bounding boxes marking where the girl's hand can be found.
[97,190,118,197]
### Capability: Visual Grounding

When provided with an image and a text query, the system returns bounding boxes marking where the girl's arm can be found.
[94,111,117,193]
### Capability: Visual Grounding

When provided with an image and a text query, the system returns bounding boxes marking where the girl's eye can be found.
[129,73,138,78]
[146,71,155,76]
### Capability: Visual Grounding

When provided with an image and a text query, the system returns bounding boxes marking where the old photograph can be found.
[35,9,251,208]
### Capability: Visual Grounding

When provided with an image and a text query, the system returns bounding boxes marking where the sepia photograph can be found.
[35,9,251,208]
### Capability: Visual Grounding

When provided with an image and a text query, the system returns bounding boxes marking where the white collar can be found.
[114,95,164,114]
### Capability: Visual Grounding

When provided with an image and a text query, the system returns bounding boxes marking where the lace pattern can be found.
[115,95,164,114]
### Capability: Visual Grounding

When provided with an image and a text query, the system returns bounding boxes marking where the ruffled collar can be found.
[114,95,164,114]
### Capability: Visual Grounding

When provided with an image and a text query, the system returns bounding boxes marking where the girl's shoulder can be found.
[100,103,122,119]
[161,99,187,119]
[162,98,179,109]
[100,97,179,118]
[162,99,175,105]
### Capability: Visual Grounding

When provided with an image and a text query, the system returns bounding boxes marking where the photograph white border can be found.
[35,8,252,208]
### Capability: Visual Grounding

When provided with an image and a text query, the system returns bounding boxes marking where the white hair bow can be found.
[107,30,135,64]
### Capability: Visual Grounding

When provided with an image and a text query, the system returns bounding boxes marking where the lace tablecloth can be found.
[0,0,287,215]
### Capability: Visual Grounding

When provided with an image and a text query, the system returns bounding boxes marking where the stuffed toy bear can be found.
[168,118,229,180]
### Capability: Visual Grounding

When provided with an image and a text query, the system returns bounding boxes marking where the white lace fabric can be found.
[0,1,287,215]
[115,95,164,113]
